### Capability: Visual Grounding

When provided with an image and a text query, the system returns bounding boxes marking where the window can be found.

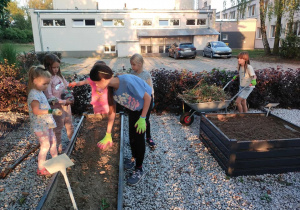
[223,13,228,19]
[159,20,168,26]
[293,22,300,36]
[239,12,245,19]
[159,46,164,53]
[230,11,235,19]
[43,19,65,27]
[186,19,206,26]
[271,25,276,38]
[104,45,116,53]
[141,46,152,53]
[248,5,256,17]
[257,27,262,38]
[132,19,152,26]
[159,19,180,26]
[73,19,95,27]
[170,19,179,26]
[222,34,228,40]
[102,19,124,27]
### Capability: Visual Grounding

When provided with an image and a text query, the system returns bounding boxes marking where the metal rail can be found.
[117,112,124,210]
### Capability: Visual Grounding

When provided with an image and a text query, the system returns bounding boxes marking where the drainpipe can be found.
[37,12,44,52]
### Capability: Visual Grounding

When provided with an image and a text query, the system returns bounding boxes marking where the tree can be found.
[7,1,24,16]
[28,0,53,10]
[259,0,271,55]
[272,0,285,55]
[0,0,10,28]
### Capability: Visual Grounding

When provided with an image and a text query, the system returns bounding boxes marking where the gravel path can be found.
[0,109,299,209]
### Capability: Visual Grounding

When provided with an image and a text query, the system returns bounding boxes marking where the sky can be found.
[16,0,27,7]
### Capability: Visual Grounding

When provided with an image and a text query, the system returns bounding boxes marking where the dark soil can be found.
[44,114,120,210]
[207,114,300,141]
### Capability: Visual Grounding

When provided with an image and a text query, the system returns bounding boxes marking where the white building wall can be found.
[117,41,140,57]
[194,34,218,50]
[53,0,98,10]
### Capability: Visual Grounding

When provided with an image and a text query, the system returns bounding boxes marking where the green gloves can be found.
[135,116,146,134]
[97,133,113,150]
[48,109,62,116]
[251,79,257,86]
[232,75,238,81]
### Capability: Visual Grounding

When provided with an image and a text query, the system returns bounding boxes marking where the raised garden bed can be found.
[200,113,300,176]
[40,114,122,209]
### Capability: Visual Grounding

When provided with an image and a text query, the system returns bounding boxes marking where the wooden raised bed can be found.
[199,113,300,176]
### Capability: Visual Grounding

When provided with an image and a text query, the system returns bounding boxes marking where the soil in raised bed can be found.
[43,114,120,210]
[207,114,300,141]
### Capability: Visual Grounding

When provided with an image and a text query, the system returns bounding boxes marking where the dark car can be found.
[202,41,232,58]
[168,43,197,59]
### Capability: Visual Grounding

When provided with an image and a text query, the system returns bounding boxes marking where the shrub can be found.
[24,29,33,42]
[0,43,17,65]
[279,34,300,59]
[17,50,39,72]
[37,52,62,64]
[3,28,27,43]
[0,61,27,112]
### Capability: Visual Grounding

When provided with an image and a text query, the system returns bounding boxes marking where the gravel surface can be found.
[0,108,299,209]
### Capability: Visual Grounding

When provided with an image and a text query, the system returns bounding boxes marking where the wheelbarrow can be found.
[178,81,248,126]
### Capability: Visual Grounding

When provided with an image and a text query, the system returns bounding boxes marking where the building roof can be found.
[137,28,219,37]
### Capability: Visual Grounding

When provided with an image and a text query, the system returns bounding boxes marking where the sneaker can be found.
[37,168,51,176]
[146,138,156,149]
[127,169,146,185]
[124,157,135,170]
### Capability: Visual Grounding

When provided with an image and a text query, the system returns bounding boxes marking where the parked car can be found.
[202,41,232,58]
[168,43,196,59]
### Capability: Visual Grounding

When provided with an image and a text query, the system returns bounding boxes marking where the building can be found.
[30,0,219,57]
[216,0,300,49]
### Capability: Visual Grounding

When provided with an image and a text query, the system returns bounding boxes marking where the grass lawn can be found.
[0,43,34,53]
[232,49,265,59]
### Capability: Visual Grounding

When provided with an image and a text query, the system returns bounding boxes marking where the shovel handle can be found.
[61,169,78,210]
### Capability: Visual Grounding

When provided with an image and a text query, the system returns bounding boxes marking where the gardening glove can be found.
[135,117,146,134]
[68,82,77,88]
[97,133,112,150]
[232,75,238,81]
[250,79,257,86]
[48,109,62,116]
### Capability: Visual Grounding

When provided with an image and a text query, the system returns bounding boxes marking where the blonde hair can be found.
[237,51,250,73]
[130,53,144,66]
[27,65,51,94]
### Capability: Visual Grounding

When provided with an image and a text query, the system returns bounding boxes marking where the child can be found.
[68,61,109,114]
[129,53,156,149]
[27,65,62,176]
[235,51,257,113]
[90,64,152,185]
[43,54,74,153]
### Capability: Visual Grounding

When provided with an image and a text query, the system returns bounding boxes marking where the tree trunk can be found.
[260,0,271,55]
[273,1,284,55]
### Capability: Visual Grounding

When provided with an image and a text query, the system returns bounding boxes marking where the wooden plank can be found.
[235,157,300,169]
[230,165,300,177]
[200,131,229,171]
[236,147,300,159]
[236,138,300,150]
[201,115,232,147]
[201,123,231,158]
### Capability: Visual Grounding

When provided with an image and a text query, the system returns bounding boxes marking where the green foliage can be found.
[260,193,272,203]
[0,0,11,28]
[0,42,17,64]
[11,13,31,30]
[279,34,300,59]
[100,198,110,210]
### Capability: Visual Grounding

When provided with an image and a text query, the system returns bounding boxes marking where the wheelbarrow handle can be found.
[230,85,251,102]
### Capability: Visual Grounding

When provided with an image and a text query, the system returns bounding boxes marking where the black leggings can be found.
[128,97,152,168]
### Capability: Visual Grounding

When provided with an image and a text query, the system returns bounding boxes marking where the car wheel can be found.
[227,56,231,58]
[210,52,214,58]
[191,56,195,59]
[202,51,205,57]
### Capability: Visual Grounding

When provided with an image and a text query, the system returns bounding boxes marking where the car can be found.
[168,43,197,59]
[202,41,232,58]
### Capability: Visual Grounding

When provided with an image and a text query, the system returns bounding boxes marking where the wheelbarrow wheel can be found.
[180,112,194,126]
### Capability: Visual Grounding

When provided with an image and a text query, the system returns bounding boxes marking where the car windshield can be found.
[212,42,227,47]
[180,44,193,48]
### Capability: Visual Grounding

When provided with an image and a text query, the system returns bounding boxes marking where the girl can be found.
[129,53,156,150]
[91,64,152,186]
[43,54,74,153]
[235,51,257,113]
[27,65,62,176]
[68,61,109,114]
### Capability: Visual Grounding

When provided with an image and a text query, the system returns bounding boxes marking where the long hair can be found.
[90,64,115,114]
[43,54,63,78]
[130,53,144,67]
[27,65,51,94]
[237,51,250,73]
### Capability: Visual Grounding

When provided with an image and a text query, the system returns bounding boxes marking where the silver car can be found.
[168,43,197,59]
[202,41,232,58]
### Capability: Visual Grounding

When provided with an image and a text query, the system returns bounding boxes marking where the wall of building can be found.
[53,0,98,10]
[117,41,140,57]
[194,34,218,50]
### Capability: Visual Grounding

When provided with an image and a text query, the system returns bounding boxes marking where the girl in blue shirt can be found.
[90,64,152,185]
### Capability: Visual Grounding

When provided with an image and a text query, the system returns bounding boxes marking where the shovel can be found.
[265,103,279,117]
[43,153,78,210]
